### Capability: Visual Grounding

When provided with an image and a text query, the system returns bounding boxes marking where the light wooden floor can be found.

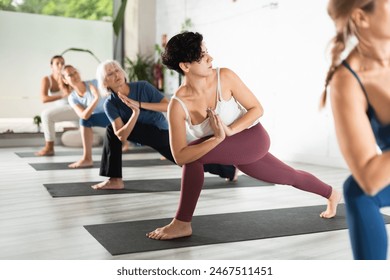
[0,145,388,260]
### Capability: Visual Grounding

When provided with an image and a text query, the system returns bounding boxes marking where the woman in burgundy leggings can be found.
[147,31,342,240]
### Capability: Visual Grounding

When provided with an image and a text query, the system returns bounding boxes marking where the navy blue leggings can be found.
[176,123,333,221]
[80,112,110,128]
[344,176,390,259]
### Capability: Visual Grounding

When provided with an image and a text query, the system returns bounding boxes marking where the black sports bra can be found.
[342,60,390,151]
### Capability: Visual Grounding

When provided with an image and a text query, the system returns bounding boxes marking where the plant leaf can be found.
[113,0,127,36]
[61,48,101,63]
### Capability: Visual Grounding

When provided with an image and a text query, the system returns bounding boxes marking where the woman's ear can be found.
[351,8,370,29]
[179,62,190,73]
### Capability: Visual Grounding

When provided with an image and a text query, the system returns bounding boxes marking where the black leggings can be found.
[99,123,236,180]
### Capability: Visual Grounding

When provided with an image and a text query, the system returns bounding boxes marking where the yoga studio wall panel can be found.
[0,10,113,118]
[155,0,345,168]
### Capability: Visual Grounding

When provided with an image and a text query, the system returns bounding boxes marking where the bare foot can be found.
[320,188,342,219]
[226,167,239,182]
[146,218,192,240]
[35,148,54,156]
[91,178,124,190]
[160,156,166,160]
[68,159,93,168]
[122,141,130,152]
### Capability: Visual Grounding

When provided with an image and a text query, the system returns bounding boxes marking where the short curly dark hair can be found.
[161,31,203,75]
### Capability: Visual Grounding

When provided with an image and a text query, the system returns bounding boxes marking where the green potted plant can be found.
[33,115,42,133]
[124,54,154,83]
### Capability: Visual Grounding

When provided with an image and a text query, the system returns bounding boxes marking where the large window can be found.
[1,0,112,21]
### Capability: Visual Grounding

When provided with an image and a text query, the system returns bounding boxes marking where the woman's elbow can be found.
[174,157,185,166]
[359,176,383,196]
[114,132,124,142]
[250,104,263,119]
[80,111,91,120]
[355,158,389,196]
[172,154,189,166]
[258,107,264,118]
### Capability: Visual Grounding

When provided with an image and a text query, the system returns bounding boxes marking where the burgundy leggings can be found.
[176,123,332,222]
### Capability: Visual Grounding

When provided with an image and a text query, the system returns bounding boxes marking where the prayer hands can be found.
[118,93,140,115]
[220,121,234,137]
[207,108,225,141]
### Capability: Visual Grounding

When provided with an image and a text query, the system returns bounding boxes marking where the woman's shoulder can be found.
[104,92,116,102]
[331,61,361,94]
[41,75,50,82]
[41,75,51,86]
[132,80,150,89]
[174,84,190,99]
[218,67,241,84]
[330,61,366,106]
[218,67,237,75]
[131,80,157,94]
[170,86,191,111]
[86,79,98,85]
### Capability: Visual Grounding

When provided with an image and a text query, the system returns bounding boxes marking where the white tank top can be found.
[48,75,68,106]
[172,68,256,139]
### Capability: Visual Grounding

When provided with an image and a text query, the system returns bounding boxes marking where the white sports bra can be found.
[172,68,257,139]
[47,75,67,106]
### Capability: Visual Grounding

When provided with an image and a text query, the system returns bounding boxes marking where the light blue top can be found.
[68,79,106,114]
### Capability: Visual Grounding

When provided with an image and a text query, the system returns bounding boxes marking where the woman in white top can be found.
[147,32,342,240]
[35,55,78,156]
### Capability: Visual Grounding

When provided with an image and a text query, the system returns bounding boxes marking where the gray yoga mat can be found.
[29,158,174,171]
[44,175,271,197]
[84,204,386,256]
[16,147,155,158]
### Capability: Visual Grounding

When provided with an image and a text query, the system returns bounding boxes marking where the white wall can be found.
[0,11,113,118]
[155,0,346,168]
[124,0,156,60]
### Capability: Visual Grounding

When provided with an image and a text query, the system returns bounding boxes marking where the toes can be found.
[146,230,160,240]
[320,211,335,219]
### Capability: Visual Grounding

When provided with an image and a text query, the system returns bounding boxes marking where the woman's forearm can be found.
[355,152,390,196]
[42,94,64,103]
[115,115,138,141]
[173,136,224,166]
[80,98,99,120]
[228,106,263,135]
[140,101,168,112]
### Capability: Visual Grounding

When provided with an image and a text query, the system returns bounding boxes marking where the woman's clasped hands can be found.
[118,93,140,115]
[207,108,227,141]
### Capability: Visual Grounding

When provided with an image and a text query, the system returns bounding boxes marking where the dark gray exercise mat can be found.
[29,158,174,171]
[15,147,155,157]
[84,204,388,256]
[44,175,271,197]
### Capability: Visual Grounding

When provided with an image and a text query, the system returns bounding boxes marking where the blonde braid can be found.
[321,0,375,108]
[320,31,347,108]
